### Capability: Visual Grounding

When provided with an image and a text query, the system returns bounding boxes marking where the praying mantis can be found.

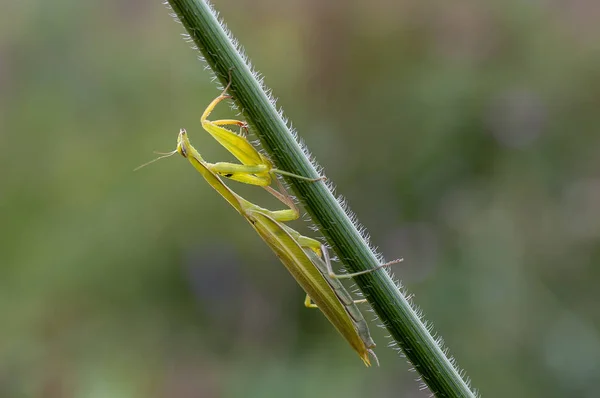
[139,84,400,365]
[146,129,398,365]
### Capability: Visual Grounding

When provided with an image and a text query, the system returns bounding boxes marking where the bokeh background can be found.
[2,0,600,397]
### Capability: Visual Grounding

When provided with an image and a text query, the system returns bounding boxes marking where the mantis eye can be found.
[178,144,187,158]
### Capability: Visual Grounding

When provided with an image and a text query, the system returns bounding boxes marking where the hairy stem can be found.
[165,0,477,396]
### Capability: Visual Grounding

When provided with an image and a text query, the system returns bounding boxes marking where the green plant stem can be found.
[165,0,477,396]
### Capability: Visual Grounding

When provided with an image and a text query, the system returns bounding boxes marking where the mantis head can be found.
[176,128,190,158]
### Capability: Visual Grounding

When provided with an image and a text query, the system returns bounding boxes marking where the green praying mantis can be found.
[139,85,400,366]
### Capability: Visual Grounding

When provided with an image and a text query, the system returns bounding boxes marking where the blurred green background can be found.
[2,0,600,397]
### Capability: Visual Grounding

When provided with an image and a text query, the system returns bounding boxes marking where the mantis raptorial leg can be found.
[198,75,325,186]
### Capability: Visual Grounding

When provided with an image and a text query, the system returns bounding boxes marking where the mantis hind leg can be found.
[304,294,317,308]
[304,294,366,308]
[321,245,403,280]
